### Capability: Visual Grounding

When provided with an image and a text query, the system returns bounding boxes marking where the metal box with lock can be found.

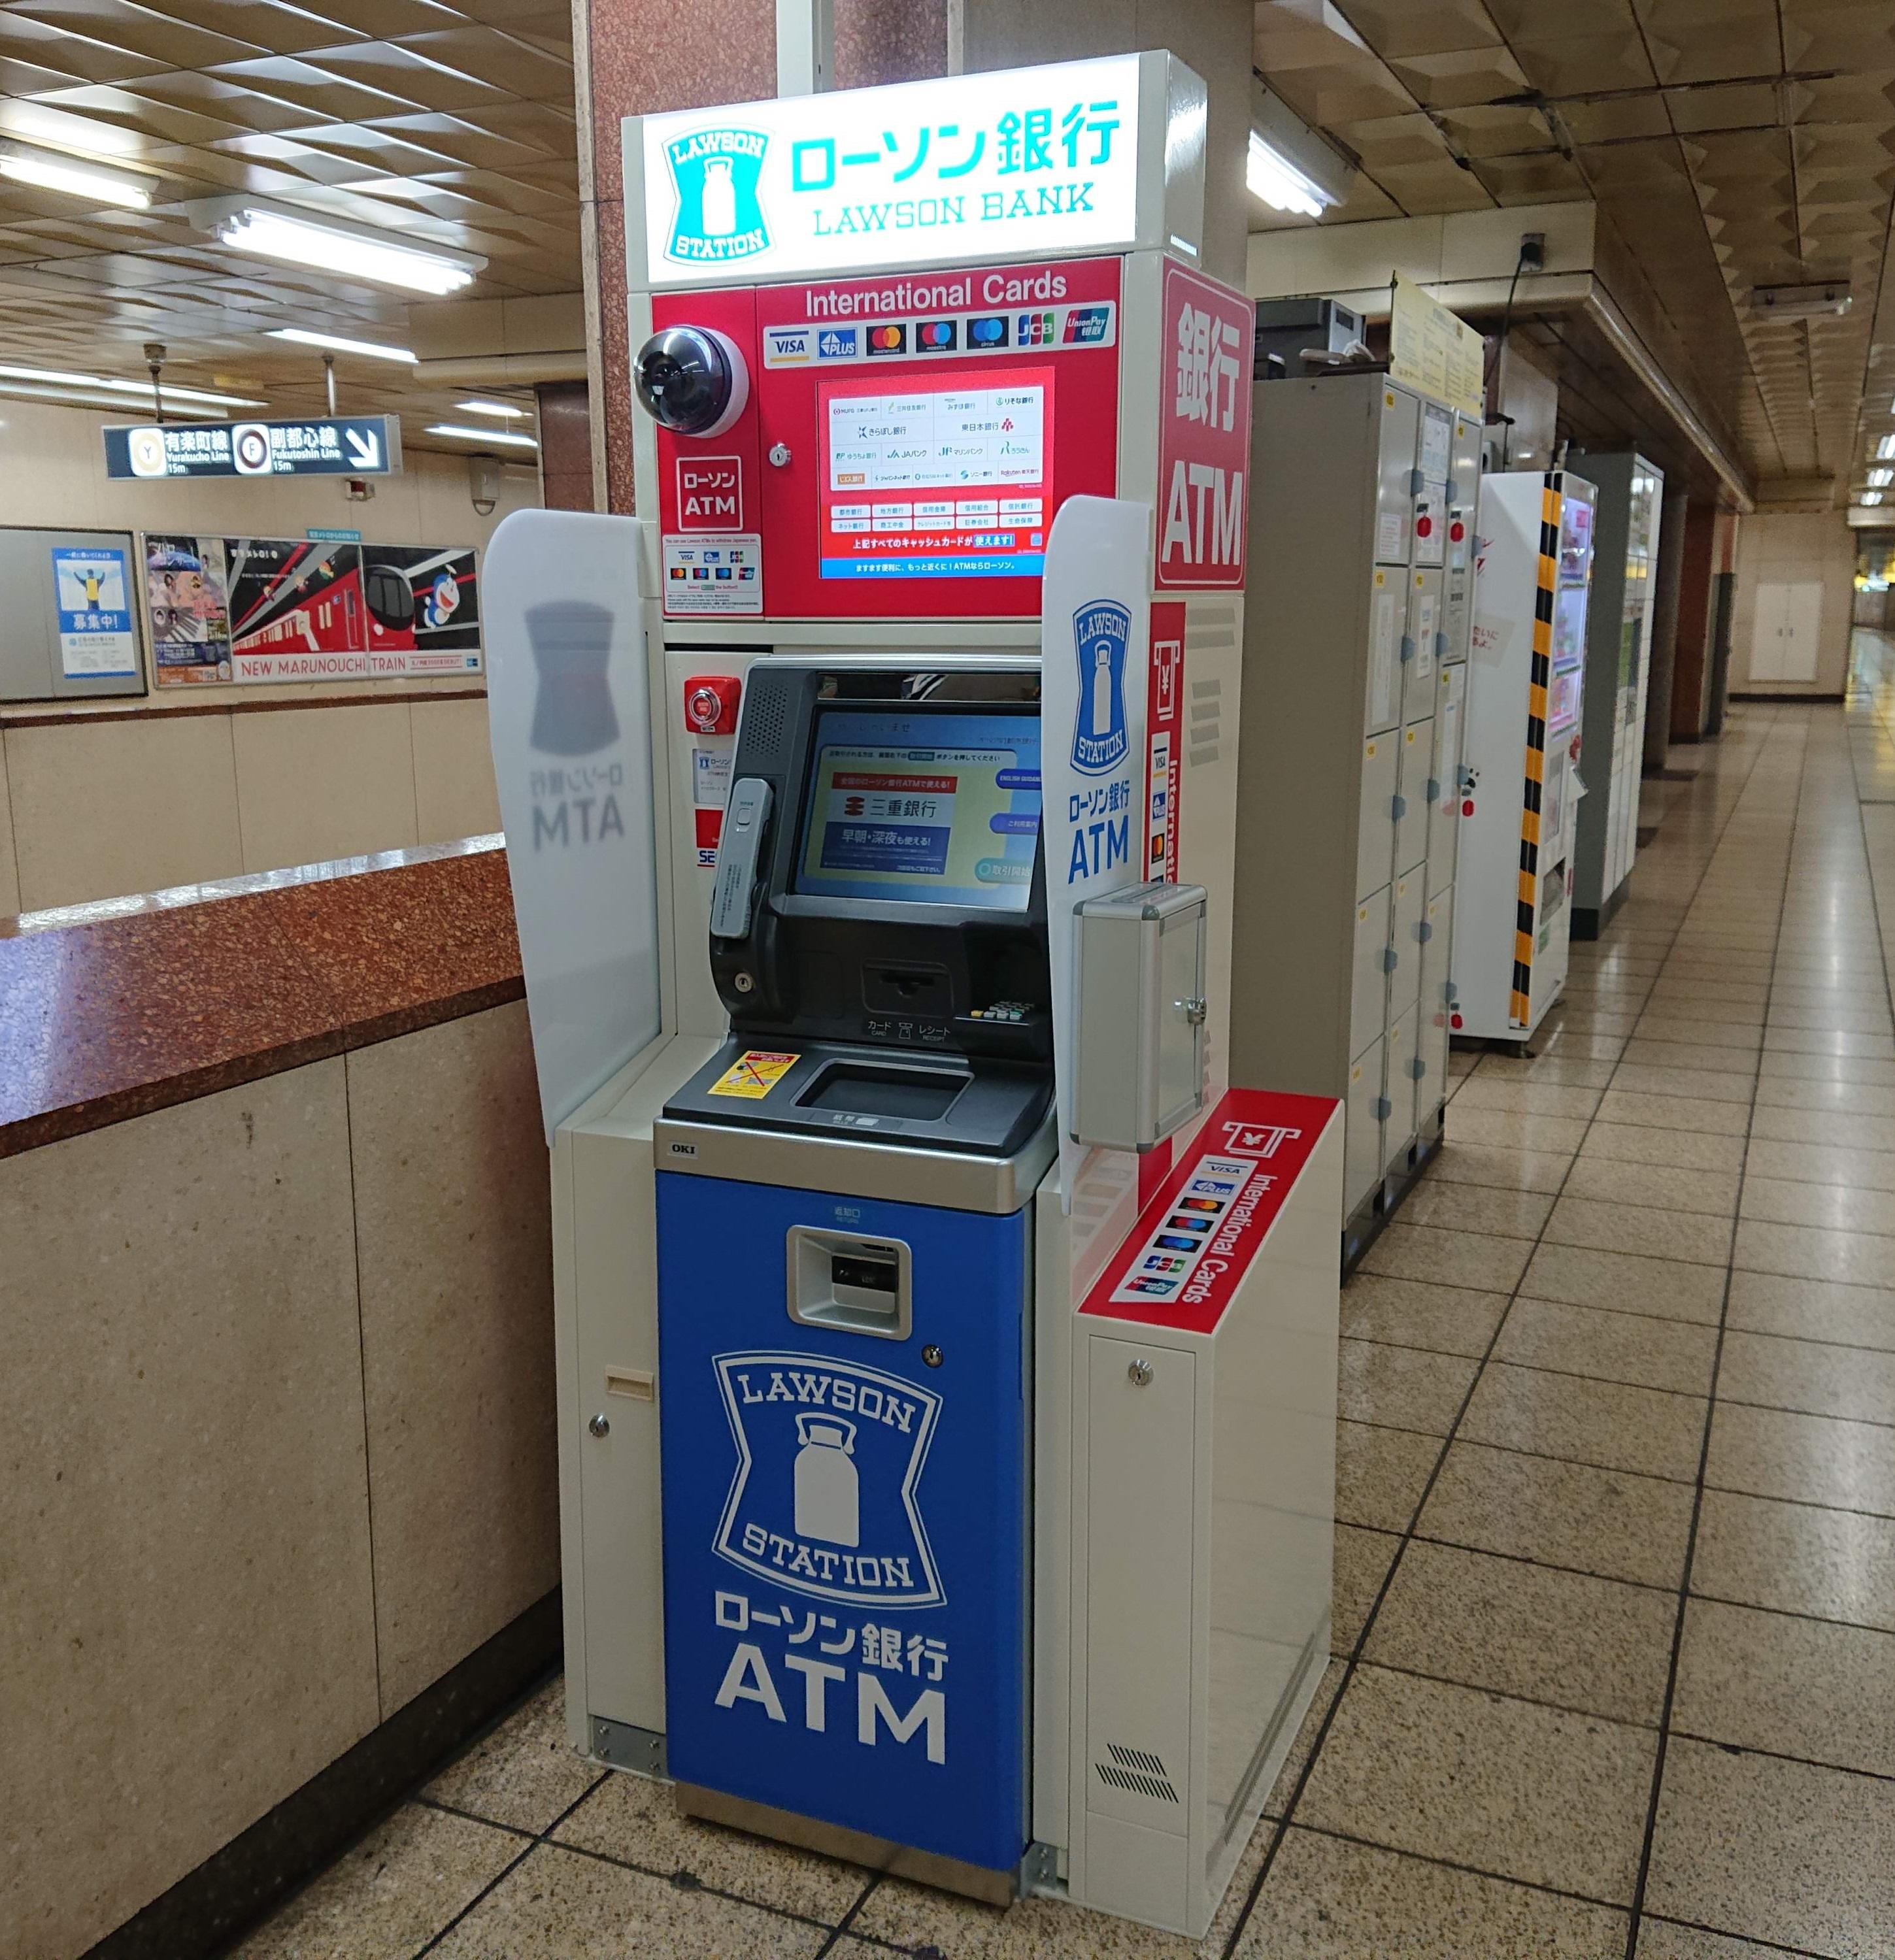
[1071,881,1208,1152]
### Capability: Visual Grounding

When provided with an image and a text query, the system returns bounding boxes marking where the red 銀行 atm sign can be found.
[1155,262,1251,591]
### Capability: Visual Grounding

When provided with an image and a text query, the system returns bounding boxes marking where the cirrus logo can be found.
[664,128,770,265]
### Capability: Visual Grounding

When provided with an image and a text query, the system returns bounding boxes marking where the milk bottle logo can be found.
[1071,599,1130,774]
[793,1414,859,1546]
[663,129,771,265]
[713,1351,944,1606]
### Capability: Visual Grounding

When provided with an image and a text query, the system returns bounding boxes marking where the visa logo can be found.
[764,326,813,365]
[818,327,858,358]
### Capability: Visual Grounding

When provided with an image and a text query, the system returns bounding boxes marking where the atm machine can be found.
[484,53,1343,1942]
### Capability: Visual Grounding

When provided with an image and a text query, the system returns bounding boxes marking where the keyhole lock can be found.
[768,441,792,467]
[922,1344,944,1368]
[1128,1359,1154,1387]
[588,1412,611,1438]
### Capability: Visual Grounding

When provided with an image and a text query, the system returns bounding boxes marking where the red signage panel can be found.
[1155,261,1252,591]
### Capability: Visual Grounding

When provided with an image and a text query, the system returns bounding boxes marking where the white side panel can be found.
[1350,885,1392,1061]
[1394,717,1433,876]
[1373,386,1419,567]
[1356,733,1400,901]
[1366,566,1402,736]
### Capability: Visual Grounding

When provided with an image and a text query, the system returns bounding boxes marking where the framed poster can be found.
[145,535,232,684]
[225,537,370,683]
[361,544,482,676]
[52,544,138,677]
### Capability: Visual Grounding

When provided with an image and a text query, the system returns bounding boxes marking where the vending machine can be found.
[485,53,1342,1942]
[1456,469,1598,1042]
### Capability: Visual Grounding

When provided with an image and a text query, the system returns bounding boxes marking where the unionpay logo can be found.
[1071,599,1130,776]
[663,127,769,265]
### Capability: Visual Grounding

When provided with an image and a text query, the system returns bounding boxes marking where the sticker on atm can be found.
[709,1050,798,1098]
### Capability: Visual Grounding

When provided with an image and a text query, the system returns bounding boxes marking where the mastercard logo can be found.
[867,324,906,355]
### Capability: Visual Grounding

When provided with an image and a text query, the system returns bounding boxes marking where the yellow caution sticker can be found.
[708,1049,798,1099]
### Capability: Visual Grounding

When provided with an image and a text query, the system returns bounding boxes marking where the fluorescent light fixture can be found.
[210,206,480,295]
[0,143,152,210]
[267,327,418,363]
[1751,282,1851,320]
[0,362,259,408]
[1862,491,1885,505]
[0,380,227,416]
[1877,435,1895,460]
[456,398,529,420]
[426,422,539,450]
[1248,83,1355,219]
[1870,468,1893,488]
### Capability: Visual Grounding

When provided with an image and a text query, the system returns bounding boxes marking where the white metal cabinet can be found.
[1345,1038,1386,1212]
[1394,718,1432,876]
[1350,886,1392,1061]
[1427,663,1465,897]
[1358,733,1400,899]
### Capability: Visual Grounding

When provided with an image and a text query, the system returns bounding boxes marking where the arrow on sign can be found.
[345,426,380,469]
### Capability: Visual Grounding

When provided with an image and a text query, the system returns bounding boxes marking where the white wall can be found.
[1730,512,1856,697]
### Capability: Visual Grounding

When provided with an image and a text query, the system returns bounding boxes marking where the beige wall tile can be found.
[0,1063,378,1959]
[0,728,20,916]
[411,696,502,844]
[346,1001,558,1715]
[231,701,418,874]
[7,711,243,909]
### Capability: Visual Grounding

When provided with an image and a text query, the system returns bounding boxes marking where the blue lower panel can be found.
[656,1172,1028,1876]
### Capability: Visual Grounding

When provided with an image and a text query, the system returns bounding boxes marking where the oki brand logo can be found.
[677,457,743,531]
[663,128,770,263]
[1071,599,1130,775]
[712,1351,944,1608]
[1158,264,1252,590]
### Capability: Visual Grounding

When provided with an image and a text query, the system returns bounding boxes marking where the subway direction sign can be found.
[104,416,402,480]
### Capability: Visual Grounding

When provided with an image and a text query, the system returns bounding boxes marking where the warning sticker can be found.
[708,1050,798,1099]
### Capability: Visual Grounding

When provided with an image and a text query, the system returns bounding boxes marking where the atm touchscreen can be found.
[793,707,1042,912]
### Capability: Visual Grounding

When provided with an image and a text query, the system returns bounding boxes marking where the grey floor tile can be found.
[1671,1597,1895,1778]
[1458,1363,1706,1482]
[1692,1487,1895,1633]
[1296,1665,1656,1903]
[1335,1419,1441,1532]
[1418,1440,1695,1589]
[1364,1540,1674,1725]
[1749,1103,1895,1151]
[1469,1054,1620,1087]
[231,1805,526,1960]
[1332,1523,1401,1655]
[1742,1136,1895,1191]
[431,1843,833,1959]
[423,1680,601,1836]
[1426,1138,1574,1193]
[1594,1090,1752,1137]
[1577,1122,1750,1175]
[1763,1027,1895,1060]
[1635,1921,1831,1959]
[1357,1223,1535,1294]
[1396,1178,1557,1240]
[1718,1327,1895,1423]
[1444,1104,1591,1155]
[1237,1827,1628,1958]
[1707,1400,1895,1514]
[551,1770,867,1921]
[1740,1176,1895,1238]
[1633,1016,1764,1051]
[1496,1299,1719,1396]
[1451,1078,1606,1121]
[1617,1039,1763,1075]
[1340,1272,1509,1357]
[1519,1243,1728,1325]
[1609,1063,1756,1105]
[1725,1269,1895,1353]
[1733,1217,1895,1289]
[1643,1737,1895,1958]
[1543,1196,1734,1267]
[1757,1049,1895,1084]
[1754,1076,1895,1117]
[1261,1655,1349,1819]
[1561,1157,1741,1218]
[1767,1005,1895,1036]
[1337,1338,1481,1436]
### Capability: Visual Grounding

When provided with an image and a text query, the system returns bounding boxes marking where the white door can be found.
[1346,1038,1386,1213]
[1751,580,1822,683]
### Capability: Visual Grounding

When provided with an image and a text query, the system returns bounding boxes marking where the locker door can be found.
[1395,718,1433,876]
[1413,403,1452,567]
[1402,567,1443,723]
[1417,887,1452,1131]
[1382,1009,1417,1171]
[1374,387,1420,565]
[1358,734,1401,900]
[1351,885,1393,1061]
[1428,663,1466,897]
[1387,872,1425,1025]
[1366,567,1402,735]
[1346,1038,1386,1214]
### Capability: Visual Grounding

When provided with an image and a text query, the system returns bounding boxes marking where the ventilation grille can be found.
[1188,675,1224,766]
[1095,1741,1181,1804]
[737,673,792,755]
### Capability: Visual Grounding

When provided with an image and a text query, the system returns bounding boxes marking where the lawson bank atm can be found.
[486,52,1342,1940]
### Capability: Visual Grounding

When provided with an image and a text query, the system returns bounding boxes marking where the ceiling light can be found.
[1870,469,1893,488]
[1878,435,1895,460]
[426,423,539,449]
[1861,491,1885,506]
[207,205,481,295]
[0,362,260,408]
[267,327,418,363]
[1751,282,1851,320]
[456,399,529,420]
[0,143,152,210]
[1247,82,1355,220]
[0,380,226,415]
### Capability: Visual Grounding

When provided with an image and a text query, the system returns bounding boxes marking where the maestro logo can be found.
[1071,599,1131,775]
[663,127,770,265]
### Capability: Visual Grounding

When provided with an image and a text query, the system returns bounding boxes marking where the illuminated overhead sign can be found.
[638,54,1153,286]
[103,416,402,480]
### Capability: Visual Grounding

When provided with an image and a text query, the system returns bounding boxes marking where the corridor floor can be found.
[232,656,1895,1959]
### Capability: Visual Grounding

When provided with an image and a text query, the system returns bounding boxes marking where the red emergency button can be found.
[1450,1010,1464,1030]
[1416,514,1434,537]
[685,674,741,734]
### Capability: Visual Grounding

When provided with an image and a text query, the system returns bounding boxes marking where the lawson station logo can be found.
[1071,599,1130,775]
[664,127,771,264]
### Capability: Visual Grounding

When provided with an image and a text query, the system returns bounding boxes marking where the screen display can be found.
[819,366,1053,582]
[795,708,1041,909]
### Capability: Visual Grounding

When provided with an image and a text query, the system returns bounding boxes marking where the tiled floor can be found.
[230,646,1895,1959]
